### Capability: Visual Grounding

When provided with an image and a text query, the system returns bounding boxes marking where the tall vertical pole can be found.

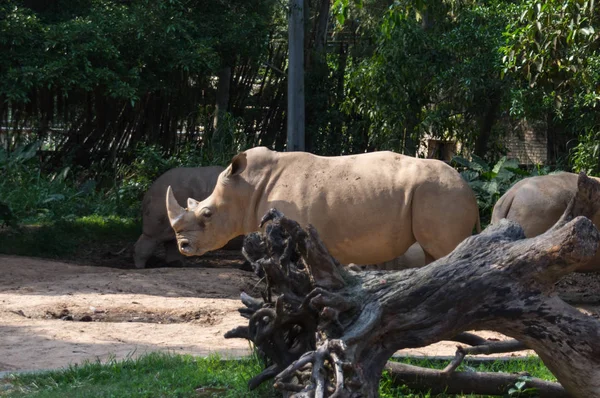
[287,0,305,151]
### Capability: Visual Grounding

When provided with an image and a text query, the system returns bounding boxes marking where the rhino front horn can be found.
[166,186,186,227]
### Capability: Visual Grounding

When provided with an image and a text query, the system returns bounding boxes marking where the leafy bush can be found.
[570,130,600,175]
[0,137,244,228]
[452,155,552,227]
[0,141,127,224]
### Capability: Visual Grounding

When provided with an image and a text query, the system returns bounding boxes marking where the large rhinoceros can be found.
[165,147,480,266]
[133,166,242,268]
[492,171,600,272]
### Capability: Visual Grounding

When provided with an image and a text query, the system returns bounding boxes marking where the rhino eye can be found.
[201,208,212,218]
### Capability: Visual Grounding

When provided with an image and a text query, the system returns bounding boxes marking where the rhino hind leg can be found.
[422,251,435,265]
[133,234,158,269]
[412,182,479,264]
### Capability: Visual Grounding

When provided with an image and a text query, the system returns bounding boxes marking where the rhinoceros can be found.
[133,166,242,268]
[492,172,600,272]
[165,147,480,266]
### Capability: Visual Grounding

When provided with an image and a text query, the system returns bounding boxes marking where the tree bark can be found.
[228,173,600,397]
[385,362,569,397]
[213,65,232,132]
[474,90,501,158]
[287,0,306,151]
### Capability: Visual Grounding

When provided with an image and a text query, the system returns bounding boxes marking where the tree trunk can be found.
[385,362,569,397]
[474,91,501,158]
[213,65,232,132]
[287,0,306,151]
[227,173,600,397]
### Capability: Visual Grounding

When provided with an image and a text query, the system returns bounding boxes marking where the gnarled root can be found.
[275,340,355,398]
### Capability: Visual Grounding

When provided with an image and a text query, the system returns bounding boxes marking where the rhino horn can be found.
[166,186,186,227]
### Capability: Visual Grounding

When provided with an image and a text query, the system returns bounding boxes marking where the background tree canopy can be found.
[0,0,599,172]
[1,0,275,169]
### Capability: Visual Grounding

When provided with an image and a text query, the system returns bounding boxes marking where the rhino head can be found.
[166,152,248,257]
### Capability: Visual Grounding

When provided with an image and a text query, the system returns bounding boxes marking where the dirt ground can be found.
[1,250,600,372]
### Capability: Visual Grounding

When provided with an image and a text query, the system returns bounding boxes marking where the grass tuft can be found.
[2,352,279,398]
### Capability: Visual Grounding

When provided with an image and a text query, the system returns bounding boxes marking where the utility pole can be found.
[287,0,305,151]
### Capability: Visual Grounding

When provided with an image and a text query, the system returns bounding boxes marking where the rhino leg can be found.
[412,182,479,265]
[133,234,158,269]
[423,251,435,265]
[385,243,426,269]
[165,240,185,265]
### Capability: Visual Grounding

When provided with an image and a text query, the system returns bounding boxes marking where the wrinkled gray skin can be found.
[133,166,242,268]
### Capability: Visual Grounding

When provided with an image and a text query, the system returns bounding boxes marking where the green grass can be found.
[0,353,555,398]
[0,215,140,258]
[1,353,279,398]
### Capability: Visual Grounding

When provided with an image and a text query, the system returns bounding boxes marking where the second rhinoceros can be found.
[133,166,242,268]
[492,172,600,272]
[166,147,481,267]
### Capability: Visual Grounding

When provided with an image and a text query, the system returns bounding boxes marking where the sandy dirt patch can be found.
[1,254,599,372]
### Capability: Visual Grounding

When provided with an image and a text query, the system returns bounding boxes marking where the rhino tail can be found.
[475,214,481,234]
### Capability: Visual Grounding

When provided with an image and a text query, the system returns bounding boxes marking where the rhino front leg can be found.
[133,234,158,269]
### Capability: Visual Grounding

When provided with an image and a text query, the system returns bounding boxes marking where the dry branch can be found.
[385,362,569,397]
[227,173,600,397]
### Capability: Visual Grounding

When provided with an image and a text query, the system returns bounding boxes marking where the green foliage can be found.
[0,141,121,223]
[570,130,600,175]
[0,136,250,261]
[501,0,600,167]
[0,133,245,228]
[501,0,599,91]
[344,1,513,156]
[332,0,363,27]
[0,165,117,224]
[452,155,551,226]
[1,0,599,168]
[0,0,272,101]
[0,0,274,170]
[507,376,538,397]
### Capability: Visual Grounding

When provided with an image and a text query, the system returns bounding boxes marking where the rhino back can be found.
[495,172,581,237]
[240,149,476,264]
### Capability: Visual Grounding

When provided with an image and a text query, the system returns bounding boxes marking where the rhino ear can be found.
[187,197,200,210]
[225,152,247,178]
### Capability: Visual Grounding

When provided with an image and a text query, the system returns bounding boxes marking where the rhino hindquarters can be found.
[411,181,479,263]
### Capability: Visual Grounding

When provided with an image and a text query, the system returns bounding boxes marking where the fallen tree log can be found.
[226,173,600,397]
[385,361,569,397]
